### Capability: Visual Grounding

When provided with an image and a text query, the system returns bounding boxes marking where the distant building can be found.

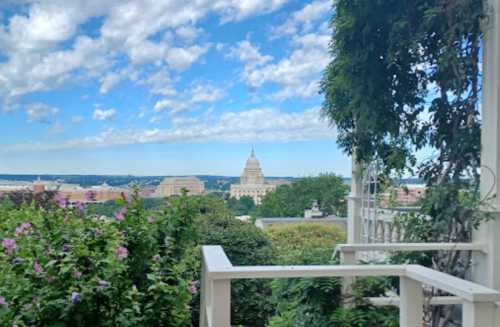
[230,149,276,205]
[57,183,130,203]
[380,184,426,207]
[156,176,205,197]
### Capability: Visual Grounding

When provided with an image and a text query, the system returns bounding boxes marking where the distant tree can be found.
[0,191,57,210]
[257,174,349,218]
[227,195,256,216]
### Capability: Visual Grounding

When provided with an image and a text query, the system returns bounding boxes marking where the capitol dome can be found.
[240,148,265,185]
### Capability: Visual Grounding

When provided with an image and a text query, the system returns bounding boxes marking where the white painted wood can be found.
[399,277,423,327]
[211,264,406,280]
[462,301,496,327]
[202,245,233,273]
[474,0,500,291]
[348,154,363,243]
[367,296,461,307]
[210,279,231,327]
[406,265,500,302]
[199,263,208,327]
[340,250,357,306]
[336,242,487,253]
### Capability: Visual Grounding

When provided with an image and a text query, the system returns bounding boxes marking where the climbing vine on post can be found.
[321,0,488,325]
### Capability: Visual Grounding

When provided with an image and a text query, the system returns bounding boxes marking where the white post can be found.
[348,153,363,244]
[341,250,357,306]
[473,0,500,291]
[399,277,423,327]
[211,279,231,327]
[462,301,495,327]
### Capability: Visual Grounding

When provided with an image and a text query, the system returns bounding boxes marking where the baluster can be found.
[399,277,423,327]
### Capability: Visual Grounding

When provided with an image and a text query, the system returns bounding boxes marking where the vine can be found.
[321,0,488,326]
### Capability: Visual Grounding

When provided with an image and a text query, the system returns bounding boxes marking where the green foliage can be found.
[197,215,275,327]
[0,191,198,326]
[267,222,346,264]
[257,174,349,218]
[226,195,256,216]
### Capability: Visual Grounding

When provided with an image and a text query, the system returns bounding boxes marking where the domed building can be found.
[230,149,276,205]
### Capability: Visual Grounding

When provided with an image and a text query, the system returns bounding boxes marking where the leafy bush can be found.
[0,191,198,326]
[197,215,275,327]
[267,222,346,264]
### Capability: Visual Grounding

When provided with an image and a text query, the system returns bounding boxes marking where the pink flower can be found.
[0,296,6,306]
[73,270,82,278]
[85,190,96,202]
[55,194,67,208]
[2,238,16,255]
[122,193,131,203]
[34,261,44,274]
[188,281,199,294]
[74,201,85,214]
[15,222,32,236]
[115,246,128,260]
[114,207,127,221]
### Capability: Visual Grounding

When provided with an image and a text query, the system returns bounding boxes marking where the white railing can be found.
[200,245,500,327]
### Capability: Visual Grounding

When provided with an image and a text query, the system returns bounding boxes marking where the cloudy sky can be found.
[0,0,349,177]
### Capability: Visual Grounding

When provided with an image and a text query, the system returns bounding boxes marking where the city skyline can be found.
[0,0,349,176]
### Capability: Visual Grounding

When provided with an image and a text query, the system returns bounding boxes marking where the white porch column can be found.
[399,277,423,327]
[348,153,363,244]
[473,0,500,291]
[462,301,496,327]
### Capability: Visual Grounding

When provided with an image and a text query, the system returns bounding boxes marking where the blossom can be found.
[62,244,72,252]
[85,190,96,202]
[122,193,131,203]
[115,246,128,260]
[73,270,82,278]
[15,222,32,236]
[34,261,44,274]
[188,281,199,294]
[55,194,67,208]
[74,201,85,214]
[12,256,23,266]
[2,238,16,255]
[0,296,6,306]
[147,217,155,224]
[114,207,128,221]
[153,254,161,261]
[71,292,81,304]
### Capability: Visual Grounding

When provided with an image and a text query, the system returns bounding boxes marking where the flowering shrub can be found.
[0,191,198,326]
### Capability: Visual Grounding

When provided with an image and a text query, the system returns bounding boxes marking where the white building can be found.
[155,176,205,197]
[230,149,276,205]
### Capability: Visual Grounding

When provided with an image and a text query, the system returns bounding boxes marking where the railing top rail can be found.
[202,245,233,273]
[406,265,500,302]
[336,242,488,254]
[201,245,500,304]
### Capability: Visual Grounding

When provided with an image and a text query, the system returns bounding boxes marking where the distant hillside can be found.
[0,174,296,191]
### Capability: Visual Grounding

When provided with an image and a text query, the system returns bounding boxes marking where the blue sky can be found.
[0,0,349,177]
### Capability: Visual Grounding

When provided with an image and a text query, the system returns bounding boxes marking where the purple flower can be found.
[34,261,44,274]
[74,201,85,214]
[15,222,32,236]
[73,270,82,278]
[114,210,125,221]
[55,194,67,208]
[0,296,6,306]
[85,190,96,202]
[98,280,110,290]
[153,254,161,261]
[115,246,128,260]
[71,292,81,304]
[12,256,23,266]
[63,244,72,252]
[2,238,16,255]
[188,281,199,295]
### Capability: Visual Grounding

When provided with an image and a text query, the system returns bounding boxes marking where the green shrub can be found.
[0,191,198,326]
[197,216,275,327]
[267,222,346,264]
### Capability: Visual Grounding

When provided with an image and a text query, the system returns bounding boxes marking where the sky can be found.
[0,0,350,177]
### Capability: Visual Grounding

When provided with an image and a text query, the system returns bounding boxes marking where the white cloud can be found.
[25,102,59,123]
[93,107,116,121]
[0,0,289,106]
[99,72,122,94]
[272,0,330,37]
[228,40,273,68]
[71,115,84,124]
[154,83,225,114]
[3,107,333,152]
